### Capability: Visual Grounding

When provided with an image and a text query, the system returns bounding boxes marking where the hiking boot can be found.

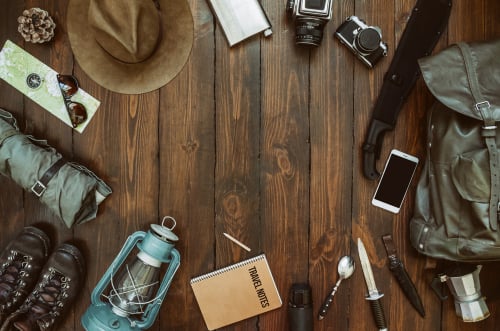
[0,243,85,331]
[0,227,51,325]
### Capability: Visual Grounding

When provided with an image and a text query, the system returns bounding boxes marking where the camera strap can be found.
[362,0,452,179]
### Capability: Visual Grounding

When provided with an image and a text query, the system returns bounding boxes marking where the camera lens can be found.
[354,27,381,53]
[295,18,325,47]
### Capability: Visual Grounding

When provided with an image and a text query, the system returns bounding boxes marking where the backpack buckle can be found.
[475,101,491,111]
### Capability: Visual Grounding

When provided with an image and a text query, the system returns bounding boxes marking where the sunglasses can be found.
[57,74,88,128]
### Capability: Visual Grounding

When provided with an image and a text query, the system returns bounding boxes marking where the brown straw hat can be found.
[67,0,194,94]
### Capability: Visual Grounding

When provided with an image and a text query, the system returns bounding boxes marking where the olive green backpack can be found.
[410,38,500,261]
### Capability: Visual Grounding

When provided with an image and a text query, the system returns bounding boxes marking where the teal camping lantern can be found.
[81,217,180,330]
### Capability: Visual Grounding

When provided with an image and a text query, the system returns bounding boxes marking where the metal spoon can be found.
[318,255,355,320]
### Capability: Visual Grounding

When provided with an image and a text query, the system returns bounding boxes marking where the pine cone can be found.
[17,8,56,43]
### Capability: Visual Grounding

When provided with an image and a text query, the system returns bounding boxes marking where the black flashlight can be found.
[288,283,313,331]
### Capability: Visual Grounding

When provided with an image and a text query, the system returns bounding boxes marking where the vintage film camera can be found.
[286,0,333,47]
[335,16,388,68]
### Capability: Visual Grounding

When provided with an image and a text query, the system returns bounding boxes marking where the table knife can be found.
[358,238,388,331]
[382,234,425,317]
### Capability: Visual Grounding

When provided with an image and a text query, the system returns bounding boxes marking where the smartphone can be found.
[371,149,419,214]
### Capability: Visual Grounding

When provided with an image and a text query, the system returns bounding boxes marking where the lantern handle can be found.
[161,216,176,230]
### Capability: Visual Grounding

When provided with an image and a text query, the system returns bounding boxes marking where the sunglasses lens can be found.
[57,74,88,128]
[57,74,79,97]
[67,102,88,127]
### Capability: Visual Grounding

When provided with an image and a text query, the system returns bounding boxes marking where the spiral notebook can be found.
[190,254,282,330]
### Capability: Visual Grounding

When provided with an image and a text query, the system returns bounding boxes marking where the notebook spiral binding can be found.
[190,254,265,283]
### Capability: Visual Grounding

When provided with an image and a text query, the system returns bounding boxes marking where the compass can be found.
[26,73,42,89]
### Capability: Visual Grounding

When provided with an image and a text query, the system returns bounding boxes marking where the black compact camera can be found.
[286,0,333,47]
[335,16,388,68]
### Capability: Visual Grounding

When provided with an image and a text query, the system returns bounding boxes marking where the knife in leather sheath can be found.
[362,0,452,180]
[382,234,425,317]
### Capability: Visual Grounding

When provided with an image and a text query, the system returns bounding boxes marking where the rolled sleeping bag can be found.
[0,108,112,228]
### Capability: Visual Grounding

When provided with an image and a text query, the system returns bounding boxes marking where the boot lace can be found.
[23,267,70,330]
[0,250,32,312]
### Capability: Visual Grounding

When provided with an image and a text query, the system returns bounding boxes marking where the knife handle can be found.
[362,119,393,180]
[367,297,388,331]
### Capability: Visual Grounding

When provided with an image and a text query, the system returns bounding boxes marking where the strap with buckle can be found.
[31,158,67,197]
[458,42,498,231]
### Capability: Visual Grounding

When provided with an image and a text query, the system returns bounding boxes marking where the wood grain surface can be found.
[0,0,499,330]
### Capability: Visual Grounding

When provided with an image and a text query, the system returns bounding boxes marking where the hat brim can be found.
[67,0,194,94]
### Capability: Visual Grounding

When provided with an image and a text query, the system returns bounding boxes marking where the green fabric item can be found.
[0,109,112,228]
[410,38,500,261]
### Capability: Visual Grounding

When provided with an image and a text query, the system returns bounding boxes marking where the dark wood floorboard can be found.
[0,0,499,330]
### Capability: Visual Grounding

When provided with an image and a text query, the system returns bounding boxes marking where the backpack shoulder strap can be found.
[457,42,498,230]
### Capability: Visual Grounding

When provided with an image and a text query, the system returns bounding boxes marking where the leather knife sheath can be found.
[382,234,425,317]
[362,0,452,180]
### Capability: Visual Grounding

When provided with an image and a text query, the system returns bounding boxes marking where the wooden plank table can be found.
[0,0,498,330]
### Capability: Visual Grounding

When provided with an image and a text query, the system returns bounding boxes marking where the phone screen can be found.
[372,150,418,213]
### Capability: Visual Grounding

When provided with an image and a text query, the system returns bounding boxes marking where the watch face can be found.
[26,73,42,89]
